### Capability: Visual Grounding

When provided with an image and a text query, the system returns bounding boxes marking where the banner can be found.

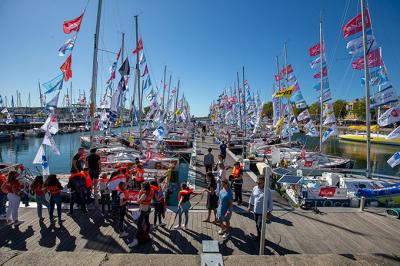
[58,35,77,56]
[386,126,400,140]
[342,9,371,38]
[322,124,338,142]
[297,109,310,121]
[378,106,400,127]
[370,85,398,108]
[352,48,383,70]
[387,152,400,168]
[346,34,376,55]
[60,54,72,81]
[313,67,328,79]
[63,13,84,34]
[313,78,329,91]
[274,85,294,98]
[361,68,388,87]
[43,132,61,155]
[309,43,321,56]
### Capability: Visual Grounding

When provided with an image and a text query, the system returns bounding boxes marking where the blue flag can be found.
[42,74,64,94]
[361,68,388,87]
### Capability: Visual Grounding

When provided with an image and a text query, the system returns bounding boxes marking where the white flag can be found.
[387,152,400,168]
[41,114,59,135]
[1,108,8,114]
[323,112,336,125]
[297,109,310,121]
[386,126,400,140]
[322,124,338,142]
[378,106,400,127]
[346,34,376,55]
[370,85,398,109]
[46,91,60,109]
[33,145,45,164]
[43,132,61,155]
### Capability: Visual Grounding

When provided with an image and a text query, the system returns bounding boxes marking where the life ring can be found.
[323,200,332,207]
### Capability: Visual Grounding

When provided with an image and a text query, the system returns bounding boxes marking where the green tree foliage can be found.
[333,99,348,119]
[308,102,320,115]
[262,101,273,118]
[352,98,376,121]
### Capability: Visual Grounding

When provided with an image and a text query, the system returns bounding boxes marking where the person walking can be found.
[150,180,166,228]
[86,148,101,192]
[71,147,85,172]
[98,173,111,213]
[217,179,233,239]
[219,141,227,160]
[203,172,218,224]
[31,175,50,221]
[117,182,129,238]
[44,174,64,225]
[67,170,88,215]
[203,148,214,181]
[173,183,201,230]
[248,176,273,241]
[2,171,23,226]
[230,162,243,204]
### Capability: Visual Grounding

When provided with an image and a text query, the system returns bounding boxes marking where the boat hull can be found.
[339,134,400,146]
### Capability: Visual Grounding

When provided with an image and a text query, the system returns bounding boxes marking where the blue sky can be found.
[0,0,399,116]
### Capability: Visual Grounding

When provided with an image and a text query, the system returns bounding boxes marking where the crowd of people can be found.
[0,132,273,249]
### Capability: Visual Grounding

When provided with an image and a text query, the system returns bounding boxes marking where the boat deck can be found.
[1,134,399,257]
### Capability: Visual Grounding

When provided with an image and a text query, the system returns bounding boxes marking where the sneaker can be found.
[119,231,129,238]
[222,232,230,240]
[173,224,181,230]
[13,220,24,226]
[218,229,225,235]
[0,214,6,220]
[128,238,138,248]
[181,224,187,230]
[39,217,45,222]
[6,220,14,225]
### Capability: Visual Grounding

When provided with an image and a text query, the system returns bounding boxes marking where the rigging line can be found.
[329,0,351,64]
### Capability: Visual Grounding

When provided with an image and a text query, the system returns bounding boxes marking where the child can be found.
[44,174,64,225]
[117,182,129,238]
[31,175,50,221]
[203,172,218,224]
[67,170,88,215]
[173,183,200,230]
[134,164,145,189]
[98,173,111,213]
[108,171,126,214]
[150,180,165,228]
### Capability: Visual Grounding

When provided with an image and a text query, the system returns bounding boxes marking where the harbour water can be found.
[0,131,399,177]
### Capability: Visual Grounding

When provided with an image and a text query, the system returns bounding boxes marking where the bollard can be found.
[359,196,365,211]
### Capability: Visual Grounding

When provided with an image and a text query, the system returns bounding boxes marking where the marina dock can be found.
[1,135,399,265]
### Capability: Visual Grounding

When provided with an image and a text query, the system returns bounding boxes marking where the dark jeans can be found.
[101,192,111,213]
[70,192,87,214]
[136,209,150,236]
[119,205,127,232]
[49,194,62,220]
[153,202,163,225]
[0,192,6,215]
[205,164,213,175]
[254,213,262,239]
[233,183,242,203]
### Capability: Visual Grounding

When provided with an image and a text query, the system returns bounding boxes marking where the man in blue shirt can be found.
[248,176,273,241]
[219,141,227,160]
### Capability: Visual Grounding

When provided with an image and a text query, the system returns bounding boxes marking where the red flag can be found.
[63,14,84,34]
[351,48,383,70]
[274,74,283,82]
[309,43,321,56]
[342,9,371,38]
[313,67,328,79]
[280,64,293,76]
[60,54,72,81]
[141,65,148,77]
[116,48,122,60]
[132,39,143,55]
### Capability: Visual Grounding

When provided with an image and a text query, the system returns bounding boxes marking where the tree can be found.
[308,101,320,116]
[333,99,348,119]
[263,101,273,118]
[143,106,150,115]
[352,98,376,121]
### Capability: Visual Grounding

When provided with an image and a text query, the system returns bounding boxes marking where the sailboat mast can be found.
[173,79,180,131]
[319,19,324,152]
[237,72,242,130]
[89,0,103,148]
[377,47,383,118]
[38,80,43,108]
[120,32,125,130]
[284,42,291,143]
[361,0,371,178]
[242,66,247,159]
[162,65,167,115]
[134,15,143,148]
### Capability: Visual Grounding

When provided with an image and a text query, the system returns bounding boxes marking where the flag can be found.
[42,74,64,94]
[119,57,130,76]
[323,112,336,125]
[141,65,149,77]
[361,68,388,87]
[146,89,155,101]
[310,56,324,69]
[370,85,398,108]
[46,91,60,109]
[297,109,310,121]
[352,49,383,70]
[386,126,400,140]
[5,113,13,124]
[305,120,319,137]
[378,106,400,127]
[63,13,84,34]
[1,108,8,114]
[33,145,50,175]
[43,132,61,155]
[58,35,77,56]
[313,78,329,91]
[387,152,400,168]
[117,77,127,92]
[309,43,322,56]
[153,124,168,139]
[274,73,283,82]
[346,34,376,55]
[274,85,294,98]
[323,103,333,117]
[319,90,332,103]
[322,124,338,142]
[313,67,328,78]
[143,76,152,91]
[132,39,143,55]
[139,52,146,65]
[60,54,72,81]
[342,9,371,38]
[41,114,59,135]
[280,64,293,76]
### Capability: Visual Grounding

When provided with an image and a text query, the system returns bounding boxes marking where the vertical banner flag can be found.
[60,54,72,81]
[63,14,84,34]
[342,9,371,38]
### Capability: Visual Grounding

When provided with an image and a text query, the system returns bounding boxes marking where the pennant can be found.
[46,91,60,109]
[153,124,168,139]
[33,145,45,164]
[297,109,310,121]
[370,85,398,108]
[322,124,338,142]
[63,13,84,34]
[313,78,330,91]
[309,43,322,56]
[274,73,283,82]
[319,90,332,103]
[139,53,146,65]
[5,113,13,124]
[342,9,371,38]
[323,112,336,125]
[41,114,59,135]
[43,132,61,155]
[352,49,383,70]
[386,126,400,140]
[274,85,294,98]
[132,39,143,55]
[361,68,388,87]
[42,74,64,94]
[143,76,152,91]
[60,54,72,81]
[141,65,149,77]
[58,35,77,56]
[1,108,8,114]
[313,67,328,79]
[310,56,324,69]
[387,152,400,168]
[378,106,400,127]
[119,57,130,76]
[346,34,376,55]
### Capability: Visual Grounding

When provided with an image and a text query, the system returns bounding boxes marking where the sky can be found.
[0,0,400,116]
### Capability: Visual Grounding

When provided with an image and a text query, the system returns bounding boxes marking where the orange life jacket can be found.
[80,171,93,188]
[231,166,242,178]
[178,188,193,201]
[135,169,145,182]
[116,186,129,200]
[139,190,153,205]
